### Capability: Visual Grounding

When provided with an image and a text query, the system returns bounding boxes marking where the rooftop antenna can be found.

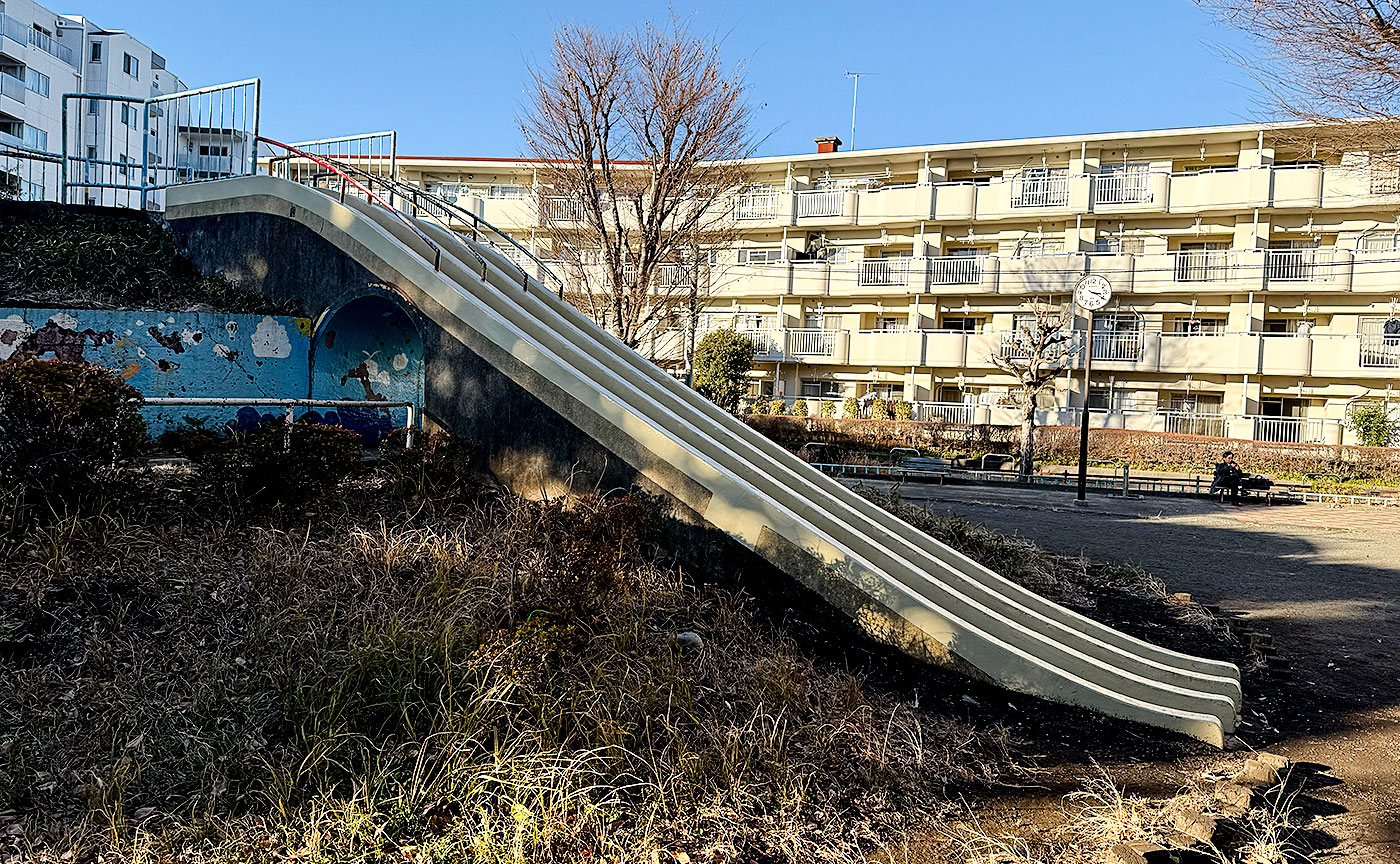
[844,71,876,151]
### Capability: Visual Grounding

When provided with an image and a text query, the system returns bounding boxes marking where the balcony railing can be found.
[795,189,844,218]
[1161,410,1228,438]
[786,328,837,356]
[1094,171,1154,205]
[1170,249,1234,282]
[859,256,912,287]
[1265,248,1334,282]
[734,191,779,220]
[737,328,783,357]
[928,254,984,285]
[1010,173,1070,208]
[1091,331,1144,361]
[543,196,587,222]
[909,401,976,424]
[1249,415,1329,445]
[1,14,74,66]
[1360,333,1400,367]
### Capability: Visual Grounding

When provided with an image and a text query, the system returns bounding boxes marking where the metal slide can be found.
[167,174,1241,746]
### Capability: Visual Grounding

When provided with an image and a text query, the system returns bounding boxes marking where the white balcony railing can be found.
[1161,411,1228,438]
[1249,416,1329,445]
[1094,170,1154,205]
[543,196,587,222]
[1091,331,1144,361]
[795,189,845,218]
[737,328,783,357]
[910,401,976,424]
[1010,172,1070,208]
[1265,248,1335,282]
[1,14,74,66]
[734,191,779,220]
[1170,249,1234,282]
[786,328,837,356]
[859,256,912,287]
[928,254,985,285]
[1360,333,1400,367]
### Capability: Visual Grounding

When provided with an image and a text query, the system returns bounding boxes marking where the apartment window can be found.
[25,69,49,97]
[1170,317,1226,335]
[1014,238,1065,257]
[0,116,20,139]
[120,103,138,128]
[802,312,839,330]
[1087,388,1112,411]
[1261,317,1316,335]
[940,316,985,332]
[1167,393,1223,413]
[1093,236,1145,255]
[737,247,784,265]
[117,154,133,177]
[800,380,827,398]
[87,98,99,115]
[123,53,139,78]
[872,315,907,332]
[90,42,102,62]
[1359,232,1400,252]
[198,144,230,157]
[735,313,774,331]
[1011,166,1069,207]
[22,126,46,151]
[1175,241,1230,281]
[489,184,529,199]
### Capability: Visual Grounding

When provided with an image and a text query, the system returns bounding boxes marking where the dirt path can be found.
[853,479,1400,862]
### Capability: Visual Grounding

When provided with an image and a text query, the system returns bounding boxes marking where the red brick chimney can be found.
[815,136,842,154]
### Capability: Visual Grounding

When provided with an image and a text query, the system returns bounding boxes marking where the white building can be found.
[0,0,185,203]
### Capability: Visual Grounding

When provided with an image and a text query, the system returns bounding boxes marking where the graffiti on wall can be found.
[0,307,312,435]
[310,296,425,442]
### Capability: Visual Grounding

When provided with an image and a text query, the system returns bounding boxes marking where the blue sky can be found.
[70,0,1266,157]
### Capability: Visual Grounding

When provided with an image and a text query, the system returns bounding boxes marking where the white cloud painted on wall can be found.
[251,316,292,358]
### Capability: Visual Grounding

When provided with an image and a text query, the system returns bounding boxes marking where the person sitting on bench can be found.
[1211,451,1245,503]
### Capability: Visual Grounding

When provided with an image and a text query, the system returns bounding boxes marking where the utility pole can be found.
[844,71,876,151]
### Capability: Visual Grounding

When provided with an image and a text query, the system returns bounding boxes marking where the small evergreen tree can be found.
[692,328,756,412]
[1347,400,1398,447]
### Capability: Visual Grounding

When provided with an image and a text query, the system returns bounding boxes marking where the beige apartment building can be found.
[392,122,1400,446]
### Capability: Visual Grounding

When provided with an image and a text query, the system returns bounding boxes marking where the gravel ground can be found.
[850,479,1400,863]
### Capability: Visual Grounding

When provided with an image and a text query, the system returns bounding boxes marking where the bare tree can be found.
[990,306,1078,479]
[520,19,755,357]
[1200,1,1400,155]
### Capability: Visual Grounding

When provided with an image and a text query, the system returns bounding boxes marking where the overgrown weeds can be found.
[0,440,1014,863]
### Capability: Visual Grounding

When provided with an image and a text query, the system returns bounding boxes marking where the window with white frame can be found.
[872,315,907,332]
[489,184,529,199]
[90,42,102,62]
[1093,236,1145,254]
[25,69,48,97]
[123,53,138,78]
[1169,317,1226,335]
[120,103,138,128]
[1358,231,1400,252]
[737,247,784,265]
[1014,238,1066,257]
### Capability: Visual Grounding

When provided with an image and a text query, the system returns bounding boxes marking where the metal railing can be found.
[1094,170,1154,205]
[0,136,61,202]
[1,13,74,66]
[1161,410,1228,438]
[734,191,779,220]
[928,254,984,285]
[143,397,417,448]
[544,195,587,222]
[1249,415,1329,444]
[1090,331,1144,361]
[1171,249,1233,282]
[1359,333,1400,367]
[910,401,975,424]
[795,188,845,218]
[62,78,260,209]
[785,328,837,356]
[1264,247,1334,282]
[1010,172,1070,208]
[859,256,913,286]
[737,328,783,357]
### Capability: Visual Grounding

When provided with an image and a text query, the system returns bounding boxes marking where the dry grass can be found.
[0,453,1015,863]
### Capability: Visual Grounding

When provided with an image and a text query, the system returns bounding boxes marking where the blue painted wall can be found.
[309,296,424,441]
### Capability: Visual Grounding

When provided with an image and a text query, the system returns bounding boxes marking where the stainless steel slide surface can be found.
[168,176,1242,746]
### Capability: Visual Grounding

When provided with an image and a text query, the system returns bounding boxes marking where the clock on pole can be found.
[1072,275,1112,501]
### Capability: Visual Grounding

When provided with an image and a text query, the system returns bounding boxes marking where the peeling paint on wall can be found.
[0,307,312,435]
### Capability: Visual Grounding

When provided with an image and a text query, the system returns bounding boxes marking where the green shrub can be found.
[790,399,809,417]
[746,398,764,414]
[819,400,836,418]
[869,398,890,421]
[893,400,913,421]
[768,398,787,415]
[193,421,364,511]
[841,396,861,419]
[1346,401,1398,447]
[157,417,223,460]
[0,358,146,505]
[692,329,757,412]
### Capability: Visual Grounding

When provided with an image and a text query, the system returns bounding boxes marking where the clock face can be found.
[1075,275,1113,311]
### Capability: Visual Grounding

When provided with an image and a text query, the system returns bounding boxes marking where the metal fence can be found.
[0,138,61,202]
[795,189,844,218]
[62,78,260,209]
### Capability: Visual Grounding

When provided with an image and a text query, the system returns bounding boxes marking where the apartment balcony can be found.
[0,14,74,67]
[737,327,850,364]
[1167,166,1272,212]
[856,183,928,221]
[927,254,998,291]
[858,256,916,288]
[734,190,787,223]
[793,188,857,225]
[0,70,24,105]
[1092,171,1169,212]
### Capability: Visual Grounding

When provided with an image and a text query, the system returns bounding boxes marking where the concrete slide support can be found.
[167,177,1241,746]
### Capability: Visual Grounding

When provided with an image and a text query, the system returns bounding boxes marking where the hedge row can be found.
[743,414,1400,482]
